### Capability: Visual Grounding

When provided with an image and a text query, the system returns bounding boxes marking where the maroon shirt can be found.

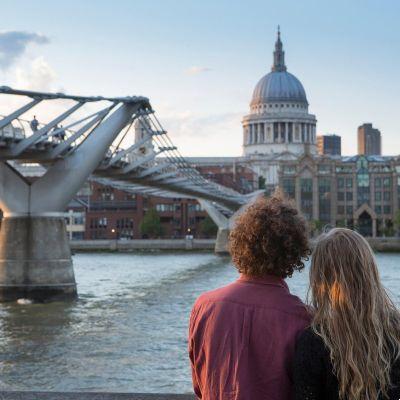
[188,274,310,400]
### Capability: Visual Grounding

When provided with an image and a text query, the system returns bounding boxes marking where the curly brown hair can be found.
[229,190,310,278]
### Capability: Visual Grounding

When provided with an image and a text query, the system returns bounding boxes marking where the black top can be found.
[293,328,400,400]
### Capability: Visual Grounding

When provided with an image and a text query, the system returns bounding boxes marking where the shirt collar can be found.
[237,274,289,290]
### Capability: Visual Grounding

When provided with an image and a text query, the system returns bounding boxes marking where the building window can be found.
[383,191,391,201]
[375,205,382,214]
[318,165,330,174]
[337,178,344,189]
[375,177,382,188]
[318,178,331,223]
[346,178,353,188]
[383,205,391,214]
[383,177,392,187]
[338,191,344,201]
[282,178,295,199]
[346,205,353,215]
[282,165,296,175]
[346,192,353,201]
[156,204,174,212]
[357,174,369,187]
[300,178,313,220]
[337,206,344,214]
[375,191,382,202]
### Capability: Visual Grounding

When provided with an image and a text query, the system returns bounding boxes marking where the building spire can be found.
[272,25,287,72]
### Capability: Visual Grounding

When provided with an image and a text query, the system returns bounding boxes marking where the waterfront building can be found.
[317,134,341,156]
[358,123,382,155]
[66,164,256,240]
[278,153,400,237]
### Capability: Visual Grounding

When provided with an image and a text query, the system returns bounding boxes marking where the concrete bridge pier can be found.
[0,215,76,301]
[198,200,231,255]
[199,192,264,255]
[215,227,230,255]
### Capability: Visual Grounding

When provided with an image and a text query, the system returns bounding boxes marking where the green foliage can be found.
[258,176,266,190]
[383,219,395,237]
[311,219,324,233]
[199,216,218,238]
[140,208,163,238]
[336,219,346,228]
[395,210,400,229]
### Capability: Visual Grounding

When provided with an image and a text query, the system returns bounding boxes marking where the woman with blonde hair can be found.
[293,228,400,400]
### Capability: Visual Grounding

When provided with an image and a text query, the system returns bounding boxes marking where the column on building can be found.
[285,122,289,143]
[295,176,301,211]
[260,123,264,143]
[312,175,319,221]
[331,170,337,226]
[277,122,281,143]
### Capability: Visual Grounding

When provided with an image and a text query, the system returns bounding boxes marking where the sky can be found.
[0,0,399,156]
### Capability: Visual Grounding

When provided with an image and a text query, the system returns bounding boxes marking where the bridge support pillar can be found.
[0,103,140,302]
[215,227,230,255]
[0,216,76,302]
[198,193,264,256]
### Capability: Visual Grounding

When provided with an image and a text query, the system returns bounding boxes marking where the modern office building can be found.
[317,134,341,156]
[358,123,381,155]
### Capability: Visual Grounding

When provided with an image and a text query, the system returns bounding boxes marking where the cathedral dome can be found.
[250,27,308,106]
[251,71,307,105]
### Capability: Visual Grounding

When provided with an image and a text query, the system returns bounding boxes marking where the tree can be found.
[310,219,324,235]
[395,210,400,236]
[258,176,266,190]
[383,219,395,237]
[199,216,218,238]
[336,219,346,228]
[140,208,163,238]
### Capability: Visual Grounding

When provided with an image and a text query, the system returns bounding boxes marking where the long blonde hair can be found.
[309,228,400,400]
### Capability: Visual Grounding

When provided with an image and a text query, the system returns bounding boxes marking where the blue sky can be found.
[0,0,399,156]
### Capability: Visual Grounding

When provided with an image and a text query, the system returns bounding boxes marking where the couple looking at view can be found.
[188,191,400,400]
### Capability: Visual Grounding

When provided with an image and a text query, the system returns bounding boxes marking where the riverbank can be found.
[70,237,400,253]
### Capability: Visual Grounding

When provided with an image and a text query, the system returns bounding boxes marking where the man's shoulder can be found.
[192,280,310,321]
[193,281,237,307]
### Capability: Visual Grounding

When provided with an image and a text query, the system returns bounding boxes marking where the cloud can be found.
[14,56,57,91]
[0,31,49,70]
[158,109,243,156]
[186,66,212,75]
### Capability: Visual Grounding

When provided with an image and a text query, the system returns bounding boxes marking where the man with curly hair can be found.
[188,190,311,400]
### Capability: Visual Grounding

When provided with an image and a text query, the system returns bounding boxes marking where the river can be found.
[0,252,399,393]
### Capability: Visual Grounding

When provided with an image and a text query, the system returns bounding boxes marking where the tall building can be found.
[317,134,341,155]
[358,123,381,155]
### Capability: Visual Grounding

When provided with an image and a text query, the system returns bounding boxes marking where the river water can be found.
[0,252,399,393]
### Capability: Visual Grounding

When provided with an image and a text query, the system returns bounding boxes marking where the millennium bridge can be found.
[0,87,259,302]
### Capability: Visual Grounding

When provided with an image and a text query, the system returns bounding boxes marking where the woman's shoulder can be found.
[296,326,327,355]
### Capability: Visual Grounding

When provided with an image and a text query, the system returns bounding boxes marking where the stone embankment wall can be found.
[366,237,400,252]
[70,237,400,253]
[70,239,215,252]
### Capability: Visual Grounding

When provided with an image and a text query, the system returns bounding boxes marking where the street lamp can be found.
[111,228,117,250]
